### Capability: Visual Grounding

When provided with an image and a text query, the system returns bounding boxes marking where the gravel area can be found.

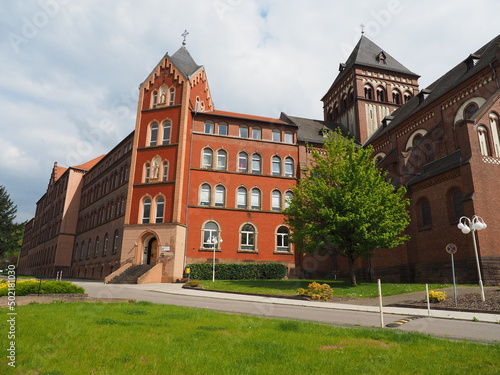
[405,289,500,312]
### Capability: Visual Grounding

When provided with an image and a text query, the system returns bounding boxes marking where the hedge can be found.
[184,262,287,280]
[0,280,85,297]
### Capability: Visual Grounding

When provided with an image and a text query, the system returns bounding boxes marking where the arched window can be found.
[285,191,293,208]
[152,91,158,108]
[272,129,281,142]
[142,198,151,224]
[272,156,281,176]
[276,226,290,252]
[364,84,373,100]
[94,237,100,258]
[419,199,432,229]
[240,224,255,251]
[162,161,169,182]
[162,122,171,145]
[284,157,294,177]
[218,122,228,135]
[203,222,219,249]
[272,190,281,211]
[464,103,479,119]
[102,233,108,256]
[284,131,293,144]
[448,189,465,223]
[251,188,261,210]
[204,121,214,134]
[217,150,227,171]
[404,91,412,103]
[144,163,151,183]
[155,197,165,223]
[237,187,247,209]
[252,153,262,174]
[376,86,386,102]
[149,123,158,146]
[200,184,211,206]
[239,125,249,138]
[238,152,248,173]
[169,88,175,106]
[87,239,92,259]
[489,113,500,157]
[112,230,119,254]
[392,89,402,105]
[80,241,85,260]
[215,185,225,207]
[477,126,491,156]
[202,148,213,169]
[252,127,262,140]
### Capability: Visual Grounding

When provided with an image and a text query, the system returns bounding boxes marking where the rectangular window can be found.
[218,123,228,135]
[284,132,293,143]
[252,128,262,140]
[272,130,281,142]
[237,189,246,209]
[204,122,214,134]
[239,126,248,138]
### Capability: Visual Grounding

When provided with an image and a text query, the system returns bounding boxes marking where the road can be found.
[72,280,500,343]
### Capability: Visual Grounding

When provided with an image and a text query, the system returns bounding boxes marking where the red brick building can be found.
[19,34,500,284]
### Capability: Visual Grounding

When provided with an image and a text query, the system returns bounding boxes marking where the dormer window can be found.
[465,53,481,71]
[339,63,346,72]
[377,51,387,65]
[417,89,432,104]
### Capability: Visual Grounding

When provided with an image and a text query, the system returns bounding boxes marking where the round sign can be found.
[446,243,458,254]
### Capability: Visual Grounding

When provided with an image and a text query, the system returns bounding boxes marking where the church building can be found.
[19,34,500,285]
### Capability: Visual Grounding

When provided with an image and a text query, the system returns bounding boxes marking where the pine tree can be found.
[0,185,21,259]
[284,131,410,285]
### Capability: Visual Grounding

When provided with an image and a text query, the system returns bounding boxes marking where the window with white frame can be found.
[272,156,281,176]
[239,125,249,138]
[285,191,293,208]
[284,157,294,177]
[215,185,225,207]
[149,123,159,146]
[251,188,261,210]
[152,91,158,108]
[162,122,171,145]
[252,127,262,140]
[169,88,175,106]
[162,161,169,182]
[94,237,100,258]
[204,122,214,134]
[142,198,151,224]
[203,222,219,249]
[489,113,500,157]
[200,184,211,206]
[237,187,247,209]
[238,152,248,173]
[144,163,151,183]
[252,153,262,174]
[155,197,164,223]
[102,234,108,256]
[272,190,281,211]
[240,224,255,251]
[284,131,293,144]
[478,126,491,156]
[218,123,228,135]
[217,150,227,171]
[272,129,281,142]
[202,148,213,169]
[276,226,290,252]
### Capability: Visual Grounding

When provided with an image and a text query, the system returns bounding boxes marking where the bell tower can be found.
[322,35,420,144]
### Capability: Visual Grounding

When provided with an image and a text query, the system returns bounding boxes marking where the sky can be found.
[1,0,499,223]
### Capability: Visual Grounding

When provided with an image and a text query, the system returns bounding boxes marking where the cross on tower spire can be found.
[181,29,189,45]
[360,23,365,35]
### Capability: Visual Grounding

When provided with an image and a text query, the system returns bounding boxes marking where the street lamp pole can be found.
[208,235,222,282]
[457,215,487,301]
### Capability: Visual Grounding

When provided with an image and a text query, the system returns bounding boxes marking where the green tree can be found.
[284,132,410,285]
[0,185,23,260]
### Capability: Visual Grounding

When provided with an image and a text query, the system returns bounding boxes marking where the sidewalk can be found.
[132,283,500,323]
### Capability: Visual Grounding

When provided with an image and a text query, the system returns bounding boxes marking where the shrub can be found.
[184,262,287,280]
[297,282,333,301]
[184,280,200,288]
[428,290,446,303]
[0,280,85,297]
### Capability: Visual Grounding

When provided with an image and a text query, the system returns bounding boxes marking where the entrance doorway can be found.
[143,237,158,265]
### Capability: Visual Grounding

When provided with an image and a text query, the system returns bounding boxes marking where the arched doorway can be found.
[143,236,158,265]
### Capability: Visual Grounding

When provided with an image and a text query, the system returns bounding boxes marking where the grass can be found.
[199,279,452,298]
[1,301,499,375]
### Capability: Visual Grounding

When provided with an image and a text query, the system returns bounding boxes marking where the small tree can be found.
[284,132,410,285]
[0,186,24,260]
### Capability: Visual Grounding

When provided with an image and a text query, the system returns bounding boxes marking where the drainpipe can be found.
[183,108,197,271]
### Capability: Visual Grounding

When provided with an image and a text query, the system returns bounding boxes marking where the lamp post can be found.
[457,215,487,301]
[207,235,222,282]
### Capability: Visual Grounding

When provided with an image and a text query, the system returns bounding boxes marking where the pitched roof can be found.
[324,35,418,99]
[203,109,289,125]
[170,46,203,77]
[71,154,106,172]
[365,34,500,145]
[280,113,351,144]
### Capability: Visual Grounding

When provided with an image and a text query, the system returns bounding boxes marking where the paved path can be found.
[72,281,500,343]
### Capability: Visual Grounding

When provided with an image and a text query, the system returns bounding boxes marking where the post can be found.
[377,279,384,328]
[212,243,216,282]
[425,283,430,317]
[471,229,486,301]
[450,253,457,307]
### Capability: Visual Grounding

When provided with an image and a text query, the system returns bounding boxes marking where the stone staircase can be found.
[107,264,154,284]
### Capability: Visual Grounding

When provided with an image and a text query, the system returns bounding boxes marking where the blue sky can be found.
[1,0,499,223]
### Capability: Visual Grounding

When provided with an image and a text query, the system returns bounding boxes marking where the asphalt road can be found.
[72,280,500,343]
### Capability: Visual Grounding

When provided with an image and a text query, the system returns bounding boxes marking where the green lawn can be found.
[199,279,451,298]
[1,302,498,375]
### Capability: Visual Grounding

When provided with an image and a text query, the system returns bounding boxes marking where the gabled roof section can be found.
[170,45,203,78]
[324,36,418,99]
[365,34,500,145]
[280,113,351,145]
[71,154,106,172]
[202,110,289,126]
